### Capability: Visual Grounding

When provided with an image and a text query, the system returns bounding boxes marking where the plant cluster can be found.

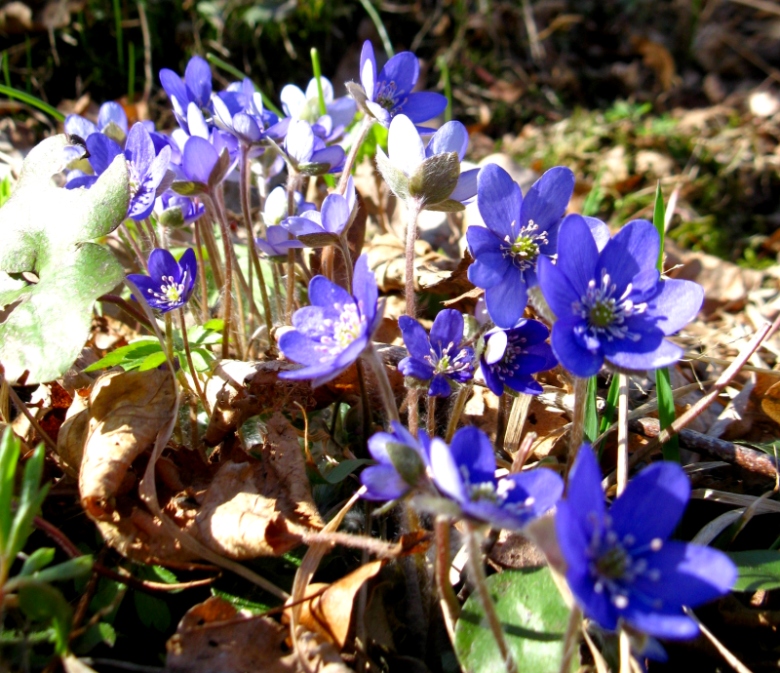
[0,38,751,673]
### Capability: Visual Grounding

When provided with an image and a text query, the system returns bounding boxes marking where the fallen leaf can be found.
[166,596,297,673]
[286,560,384,649]
[761,380,780,427]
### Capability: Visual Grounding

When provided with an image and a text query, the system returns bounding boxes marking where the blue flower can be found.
[65,101,129,145]
[155,193,205,228]
[262,185,316,226]
[361,422,432,501]
[466,163,575,329]
[556,446,736,639]
[429,427,563,531]
[281,178,356,246]
[376,114,478,209]
[159,56,213,131]
[212,78,284,147]
[354,40,447,128]
[537,215,704,377]
[280,76,356,142]
[255,226,305,260]
[480,319,557,396]
[127,248,197,313]
[279,254,381,387]
[398,309,474,397]
[284,119,346,176]
[66,123,172,221]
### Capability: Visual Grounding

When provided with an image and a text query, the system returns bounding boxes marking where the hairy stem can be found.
[285,173,302,323]
[337,116,373,194]
[206,193,233,359]
[179,308,210,414]
[445,384,472,442]
[404,199,422,318]
[616,372,629,496]
[435,516,460,645]
[426,394,436,437]
[193,219,210,324]
[465,523,518,673]
[566,376,588,480]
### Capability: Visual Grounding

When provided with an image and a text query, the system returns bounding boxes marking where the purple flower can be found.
[556,446,736,639]
[280,76,356,141]
[466,163,575,329]
[398,309,474,397]
[281,178,356,246]
[176,134,236,190]
[159,56,213,130]
[361,422,431,501]
[65,101,129,145]
[480,319,557,396]
[212,78,284,147]
[352,40,447,128]
[283,119,345,175]
[127,248,197,313]
[156,193,205,228]
[538,216,704,377]
[279,254,381,387]
[429,426,563,531]
[255,226,305,259]
[376,114,478,210]
[66,123,172,221]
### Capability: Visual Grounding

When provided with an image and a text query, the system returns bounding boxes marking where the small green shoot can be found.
[437,55,453,123]
[357,0,394,57]
[0,84,65,122]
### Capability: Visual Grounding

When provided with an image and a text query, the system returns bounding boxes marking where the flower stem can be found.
[337,116,372,194]
[240,144,275,350]
[206,193,233,359]
[558,606,582,673]
[179,308,209,414]
[338,235,354,292]
[164,312,175,364]
[426,394,436,437]
[355,358,372,441]
[445,383,471,442]
[465,523,518,673]
[435,516,460,646]
[193,219,210,324]
[119,222,148,272]
[616,372,629,496]
[404,199,422,318]
[407,388,420,435]
[566,376,588,480]
[363,344,400,424]
[285,173,302,323]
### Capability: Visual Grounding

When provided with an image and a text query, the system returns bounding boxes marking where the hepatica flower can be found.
[480,319,557,396]
[284,119,346,176]
[279,254,381,387]
[361,422,431,501]
[538,215,704,377]
[281,178,356,246]
[127,248,197,313]
[349,40,447,128]
[65,101,129,146]
[281,76,356,139]
[376,114,478,210]
[467,163,575,329]
[430,427,563,531]
[160,56,213,130]
[398,309,474,397]
[255,226,304,260]
[556,446,736,638]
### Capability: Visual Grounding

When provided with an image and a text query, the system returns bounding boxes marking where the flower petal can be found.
[321,193,350,235]
[603,335,682,372]
[485,274,527,329]
[182,136,218,184]
[398,356,435,381]
[477,163,521,240]
[399,316,432,360]
[184,55,212,106]
[308,275,353,310]
[650,279,704,336]
[86,133,122,175]
[98,101,128,134]
[519,166,574,232]
[280,84,307,118]
[428,374,452,397]
[623,610,699,640]
[429,309,463,352]
[360,41,377,98]
[554,214,600,297]
[427,121,468,160]
[402,91,448,123]
[361,464,410,501]
[596,219,658,293]
[388,114,425,177]
[278,330,321,366]
[449,168,479,204]
[468,254,510,289]
[449,426,496,483]
[551,317,603,377]
[285,119,315,164]
[379,51,419,99]
[147,248,179,284]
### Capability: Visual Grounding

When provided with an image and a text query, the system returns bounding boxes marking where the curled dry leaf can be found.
[166,596,297,673]
[192,412,324,559]
[284,560,384,649]
[80,368,176,519]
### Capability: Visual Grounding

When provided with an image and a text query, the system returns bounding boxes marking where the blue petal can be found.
[564,445,607,537]
[501,374,543,395]
[555,214,600,297]
[450,168,479,204]
[603,335,682,372]
[649,279,704,336]
[86,133,122,175]
[64,114,97,140]
[427,121,468,160]
[399,316,432,359]
[519,166,574,232]
[584,216,611,251]
[184,55,212,107]
[449,426,496,483]
[480,360,506,396]
[503,468,563,519]
[623,609,699,640]
[182,136,218,184]
[466,224,502,258]
[468,255,510,289]
[551,317,603,378]
[485,274,527,329]
[398,356,434,381]
[428,374,452,398]
[402,91,448,124]
[596,220,658,294]
[361,464,409,501]
[610,462,690,546]
[378,51,419,99]
[98,101,128,134]
[477,164,521,240]
[429,437,468,503]
[307,275,353,309]
[430,309,463,352]
[321,193,349,235]
[278,330,322,366]
[536,255,580,320]
[352,254,379,329]
[360,40,377,98]
[147,248,179,283]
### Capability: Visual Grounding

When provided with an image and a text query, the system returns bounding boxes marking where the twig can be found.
[683,607,754,673]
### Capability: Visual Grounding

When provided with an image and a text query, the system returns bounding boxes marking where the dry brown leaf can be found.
[166,596,297,673]
[760,379,780,426]
[286,560,384,649]
[633,36,677,91]
[489,531,547,570]
[193,413,323,559]
[80,369,176,520]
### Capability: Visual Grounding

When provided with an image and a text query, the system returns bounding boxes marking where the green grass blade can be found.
[652,182,680,461]
[598,375,620,436]
[310,48,328,117]
[584,376,599,443]
[128,41,136,102]
[356,0,394,57]
[8,444,48,560]
[205,54,283,117]
[656,367,680,461]
[0,428,21,553]
[436,55,453,123]
[113,0,124,69]
[0,84,65,121]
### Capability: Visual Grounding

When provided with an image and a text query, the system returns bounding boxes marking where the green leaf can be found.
[655,367,679,461]
[137,350,168,371]
[454,567,569,673]
[7,444,48,561]
[83,339,161,372]
[74,621,117,654]
[0,135,129,384]
[134,591,171,631]
[18,582,72,654]
[0,427,21,553]
[598,376,620,436]
[211,587,273,614]
[322,458,373,485]
[652,181,666,272]
[202,318,224,333]
[20,548,55,576]
[27,555,92,584]
[728,550,780,592]
[584,376,598,443]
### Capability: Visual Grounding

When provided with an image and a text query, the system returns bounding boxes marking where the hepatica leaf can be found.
[454,567,569,673]
[0,134,129,384]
